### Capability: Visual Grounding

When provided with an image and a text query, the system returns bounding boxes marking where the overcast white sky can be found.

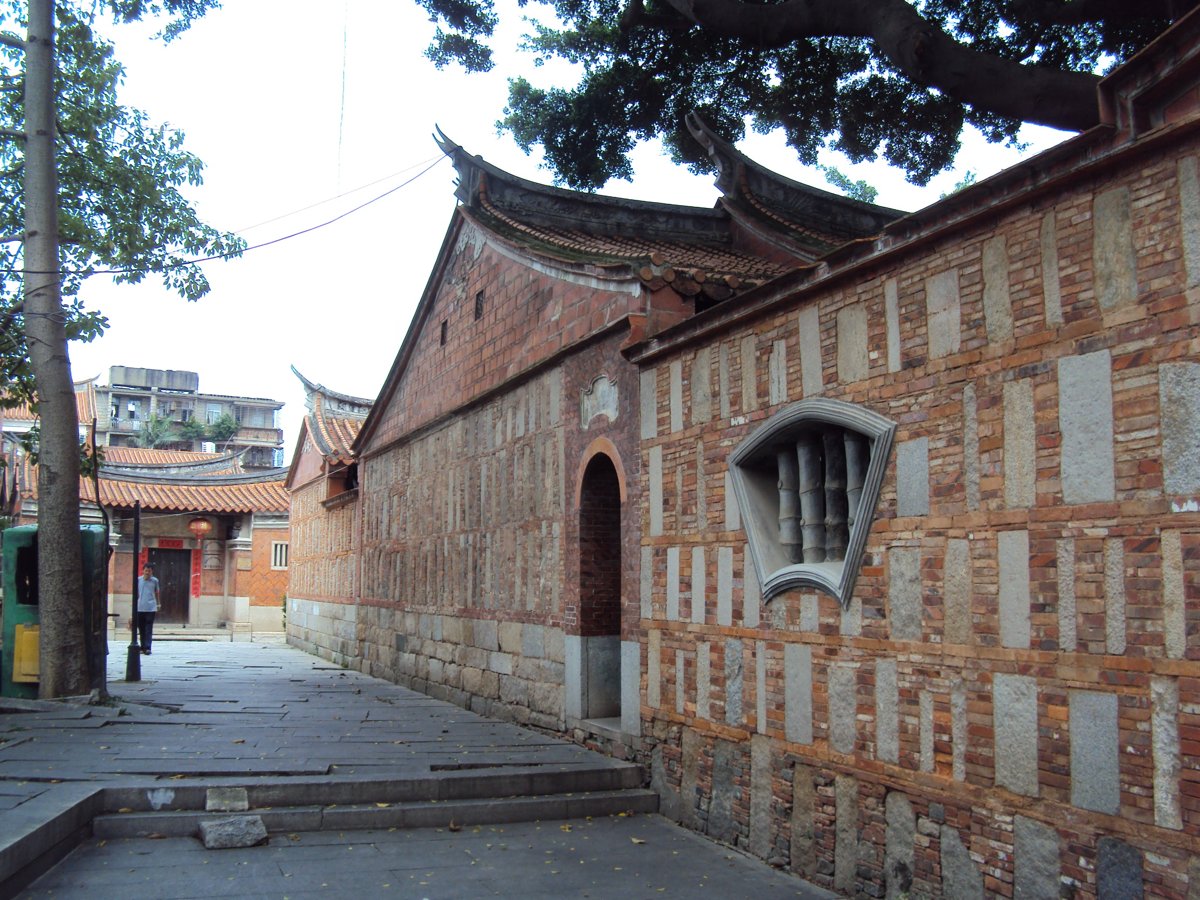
[67,0,1070,459]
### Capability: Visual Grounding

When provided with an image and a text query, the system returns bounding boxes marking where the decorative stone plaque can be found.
[580,374,619,429]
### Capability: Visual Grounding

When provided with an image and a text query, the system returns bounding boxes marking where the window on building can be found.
[206,403,223,424]
[474,291,485,320]
[271,541,289,570]
[327,462,359,500]
[728,397,896,608]
[440,319,448,346]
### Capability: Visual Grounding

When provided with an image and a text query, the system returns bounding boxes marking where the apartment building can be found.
[95,366,284,469]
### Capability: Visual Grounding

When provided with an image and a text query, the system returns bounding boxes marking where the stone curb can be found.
[0,783,103,900]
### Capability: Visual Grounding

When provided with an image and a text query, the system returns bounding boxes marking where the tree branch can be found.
[1006,0,1198,26]
[620,0,690,33]
[654,0,1102,131]
[0,127,25,141]
[0,33,24,51]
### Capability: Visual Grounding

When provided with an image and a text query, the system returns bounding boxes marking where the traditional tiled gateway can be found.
[1,388,290,632]
[287,15,1200,897]
[87,446,291,631]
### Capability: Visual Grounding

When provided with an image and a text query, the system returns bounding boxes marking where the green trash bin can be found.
[2,524,108,698]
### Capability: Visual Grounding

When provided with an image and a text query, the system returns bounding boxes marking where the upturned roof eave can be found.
[435,127,732,241]
[290,365,375,410]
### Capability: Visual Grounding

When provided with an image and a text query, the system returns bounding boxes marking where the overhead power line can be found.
[5,151,450,281]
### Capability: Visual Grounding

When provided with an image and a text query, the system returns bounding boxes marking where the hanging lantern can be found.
[188,517,213,541]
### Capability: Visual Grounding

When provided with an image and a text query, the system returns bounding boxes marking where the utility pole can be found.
[125,501,141,682]
[25,0,88,698]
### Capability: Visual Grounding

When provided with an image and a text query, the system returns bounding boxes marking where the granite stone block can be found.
[1058,350,1114,504]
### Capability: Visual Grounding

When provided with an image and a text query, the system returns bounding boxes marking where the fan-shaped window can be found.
[729,398,896,608]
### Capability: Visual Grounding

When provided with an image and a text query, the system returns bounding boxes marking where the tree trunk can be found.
[25,0,87,699]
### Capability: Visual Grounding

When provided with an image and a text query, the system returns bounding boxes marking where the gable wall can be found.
[293,214,649,729]
[635,138,1200,895]
[288,429,325,490]
[365,221,644,451]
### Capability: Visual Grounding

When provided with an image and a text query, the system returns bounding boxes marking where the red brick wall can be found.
[287,480,358,604]
[367,220,642,450]
[637,135,1200,895]
[246,527,289,608]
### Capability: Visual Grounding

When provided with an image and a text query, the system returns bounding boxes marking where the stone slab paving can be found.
[2,637,830,898]
[19,814,832,899]
[0,637,614,790]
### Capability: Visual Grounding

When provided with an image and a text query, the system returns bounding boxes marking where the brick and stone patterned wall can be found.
[637,142,1200,895]
[287,481,359,665]
[357,368,571,728]
[337,208,648,731]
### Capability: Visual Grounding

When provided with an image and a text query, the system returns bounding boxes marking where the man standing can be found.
[136,563,160,655]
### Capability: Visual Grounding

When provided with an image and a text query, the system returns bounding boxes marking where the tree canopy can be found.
[133,412,178,448]
[417,0,1193,189]
[0,0,242,410]
[1,0,233,697]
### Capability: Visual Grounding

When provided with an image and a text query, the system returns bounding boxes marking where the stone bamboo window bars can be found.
[728,398,897,608]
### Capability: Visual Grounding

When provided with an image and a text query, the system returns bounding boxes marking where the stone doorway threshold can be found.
[581,716,622,742]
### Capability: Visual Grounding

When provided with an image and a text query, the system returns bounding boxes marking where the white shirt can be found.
[137,575,159,613]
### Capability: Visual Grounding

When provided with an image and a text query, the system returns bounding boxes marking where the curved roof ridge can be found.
[98,466,286,486]
[435,127,731,242]
[290,365,374,410]
[684,113,905,241]
[101,447,244,473]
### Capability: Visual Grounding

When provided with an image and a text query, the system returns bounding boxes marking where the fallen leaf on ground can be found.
[630,838,646,845]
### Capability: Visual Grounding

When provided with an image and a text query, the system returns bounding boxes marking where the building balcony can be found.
[235,427,284,446]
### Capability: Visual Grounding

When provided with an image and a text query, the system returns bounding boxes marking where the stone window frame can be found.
[271,541,289,570]
[728,397,896,608]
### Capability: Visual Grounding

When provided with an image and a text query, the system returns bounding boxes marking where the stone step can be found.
[99,762,644,814]
[92,788,659,839]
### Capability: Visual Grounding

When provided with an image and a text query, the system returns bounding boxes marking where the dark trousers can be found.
[137,611,156,651]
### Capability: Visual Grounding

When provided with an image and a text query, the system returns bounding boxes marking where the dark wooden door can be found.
[148,548,191,623]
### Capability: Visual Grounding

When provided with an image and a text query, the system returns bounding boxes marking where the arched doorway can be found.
[577,452,622,720]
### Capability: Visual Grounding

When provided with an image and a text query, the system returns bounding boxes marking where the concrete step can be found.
[92,788,660,839]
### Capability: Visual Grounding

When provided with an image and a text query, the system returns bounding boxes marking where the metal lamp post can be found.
[124,500,141,681]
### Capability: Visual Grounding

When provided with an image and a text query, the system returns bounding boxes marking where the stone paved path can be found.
[21,814,825,898]
[2,636,601,792]
[2,636,831,899]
